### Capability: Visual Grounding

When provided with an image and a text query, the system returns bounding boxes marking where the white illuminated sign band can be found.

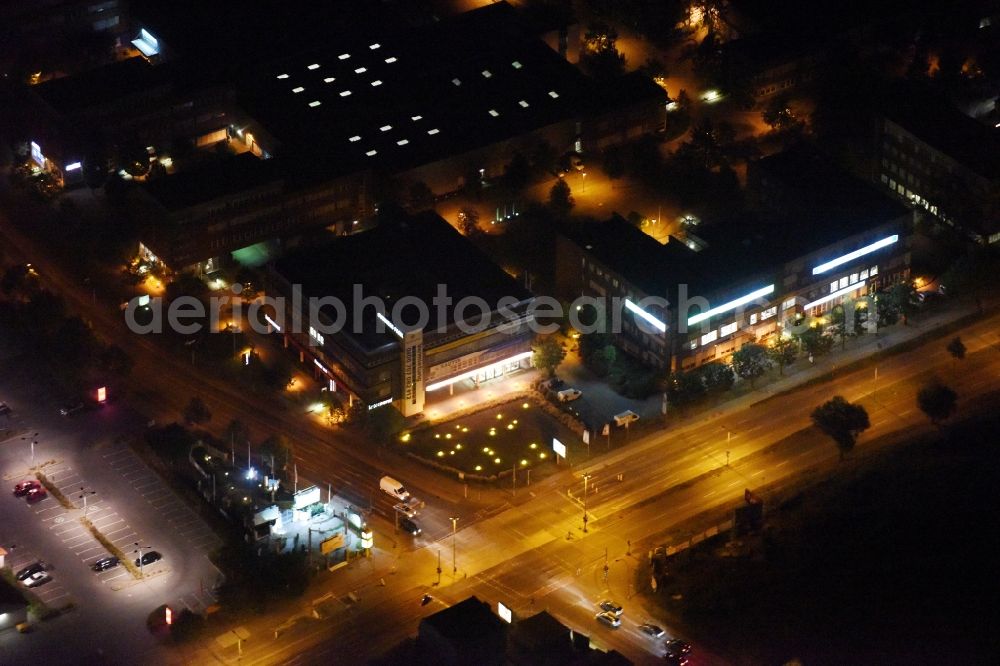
[552,438,566,458]
[376,312,404,338]
[65,162,82,171]
[498,602,512,623]
[425,351,532,392]
[314,358,330,373]
[264,314,282,332]
[804,283,864,311]
[368,398,392,410]
[687,285,775,326]
[624,299,666,333]
[811,235,898,275]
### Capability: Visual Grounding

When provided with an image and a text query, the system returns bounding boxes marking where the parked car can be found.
[394,503,417,519]
[59,401,84,416]
[135,551,162,567]
[664,654,689,666]
[613,410,639,427]
[595,611,621,628]
[26,486,47,503]
[542,377,565,391]
[556,388,582,402]
[23,571,52,588]
[92,556,120,572]
[400,517,422,536]
[15,561,47,581]
[13,479,41,496]
[639,623,665,638]
[599,599,624,617]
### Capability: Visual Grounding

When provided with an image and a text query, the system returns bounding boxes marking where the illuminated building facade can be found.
[557,156,913,371]
[267,211,534,414]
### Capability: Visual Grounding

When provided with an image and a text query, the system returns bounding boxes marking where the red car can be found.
[26,486,47,503]
[13,480,41,496]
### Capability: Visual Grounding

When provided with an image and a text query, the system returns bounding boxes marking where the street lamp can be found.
[449,517,458,575]
[79,486,97,518]
[582,473,592,533]
[581,171,587,193]
[134,541,153,577]
[21,432,39,466]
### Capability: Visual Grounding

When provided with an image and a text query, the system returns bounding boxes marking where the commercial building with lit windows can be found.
[872,84,1000,245]
[267,211,534,416]
[557,151,913,371]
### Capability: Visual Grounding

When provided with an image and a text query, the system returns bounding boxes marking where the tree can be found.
[531,337,566,378]
[223,419,249,449]
[761,95,798,131]
[767,336,798,375]
[548,178,574,217]
[184,397,211,426]
[458,207,482,237]
[797,327,834,358]
[699,361,735,394]
[940,248,999,313]
[530,140,558,174]
[917,379,957,426]
[407,181,434,211]
[811,396,870,460]
[946,336,966,364]
[880,282,918,326]
[731,343,771,388]
[665,370,706,407]
[260,434,294,474]
[98,344,133,379]
[602,147,626,181]
[501,152,530,194]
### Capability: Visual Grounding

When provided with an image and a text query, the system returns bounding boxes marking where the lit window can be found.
[482,70,492,78]
[427,128,440,135]
[323,77,336,83]
[411,115,422,121]
[839,277,849,289]
[701,330,718,346]
[371,80,382,86]
[749,313,758,325]
[720,322,738,337]
[488,109,499,117]
[348,135,361,142]
[452,78,461,86]
[512,60,522,69]
[859,269,869,280]
[308,100,321,107]
[397,139,409,146]
[355,67,367,74]
[782,297,796,310]
[518,100,529,108]
[370,43,381,50]
[338,53,350,60]
[830,281,839,293]
[850,273,859,284]
[689,339,698,350]
[760,306,777,320]
[870,265,878,276]
[340,90,352,96]
[307,63,320,70]
[380,124,392,131]
[548,90,559,98]
[385,56,397,63]
[292,86,305,93]
[309,326,325,346]
[366,149,377,156]
[276,73,289,79]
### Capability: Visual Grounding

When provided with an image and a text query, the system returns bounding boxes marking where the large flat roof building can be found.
[268,210,534,415]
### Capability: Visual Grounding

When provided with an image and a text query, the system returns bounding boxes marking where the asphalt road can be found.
[195,311,1000,665]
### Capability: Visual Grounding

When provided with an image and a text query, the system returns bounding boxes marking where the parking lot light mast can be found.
[79,486,97,518]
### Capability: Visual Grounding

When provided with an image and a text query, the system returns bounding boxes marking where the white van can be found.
[380,476,411,502]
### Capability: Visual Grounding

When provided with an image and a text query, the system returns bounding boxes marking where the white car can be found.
[613,410,639,427]
[23,571,52,588]
[557,388,582,402]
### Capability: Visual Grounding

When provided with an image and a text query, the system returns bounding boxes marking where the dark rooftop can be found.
[142,152,281,211]
[274,211,532,350]
[418,596,505,643]
[876,82,1000,180]
[32,57,170,115]
[237,2,594,175]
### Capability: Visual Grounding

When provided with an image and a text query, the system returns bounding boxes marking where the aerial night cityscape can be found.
[1,0,999,664]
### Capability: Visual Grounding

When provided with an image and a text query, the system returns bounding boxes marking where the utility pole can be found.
[512,464,516,496]
[450,517,458,575]
[582,473,592,533]
[436,550,442,586]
